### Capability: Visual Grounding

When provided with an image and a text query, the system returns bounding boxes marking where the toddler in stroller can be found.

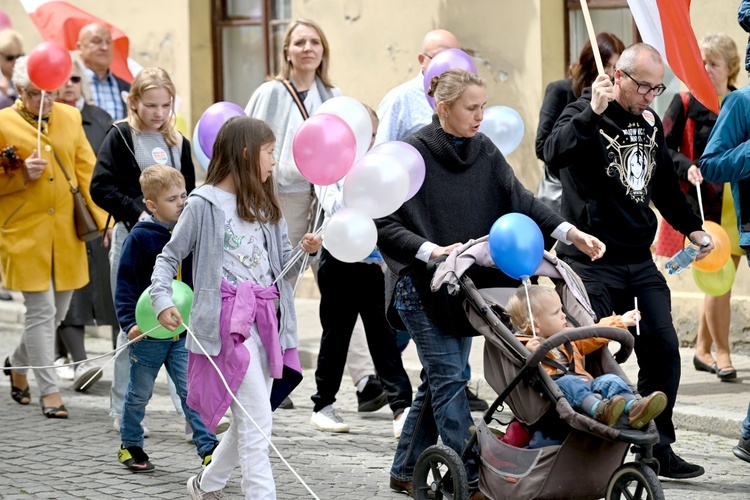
[506,285,667,431]
[416,237,667,499]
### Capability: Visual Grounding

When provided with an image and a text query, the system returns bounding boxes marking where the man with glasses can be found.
[0,29,24,111]
[77,23,129,121]
[544,43,712,480]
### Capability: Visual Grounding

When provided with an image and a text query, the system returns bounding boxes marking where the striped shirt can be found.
[84,67,126,120]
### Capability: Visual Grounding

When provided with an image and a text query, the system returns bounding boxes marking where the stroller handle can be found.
[524,325,634,368]
[426,255,449,273]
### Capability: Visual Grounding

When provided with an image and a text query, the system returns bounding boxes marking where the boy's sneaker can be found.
[117,444,154,473]
[627,392,667,429]
[187,471,224,499]
[202,444,217,467]
[593,395,626,427]
[733,436,750,463]
[72,362,102,392]
[311,405,350,433]
[54,357,75,381]
[113,417,150,438]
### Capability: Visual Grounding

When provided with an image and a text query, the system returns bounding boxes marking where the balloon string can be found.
[523,278,536,337]
[634,297,640,336]
[293,187,327,296]
[37,91,43,155]
[181,322,320,500]
[272,222,327,286]
[695,182,705,223]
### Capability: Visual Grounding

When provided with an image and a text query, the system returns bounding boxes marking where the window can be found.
[565,0,677,115]
[212,0,291,105]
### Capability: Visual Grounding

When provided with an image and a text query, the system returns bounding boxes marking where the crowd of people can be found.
[1,5,750,499]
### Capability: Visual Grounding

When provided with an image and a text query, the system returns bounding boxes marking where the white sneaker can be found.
[72,361,103,392]
[113,417,151,438]
[393,407,410,439]
[311,405,350,433]
[215,415,231,435]
[54,357,75,381]
[187,471,224,499]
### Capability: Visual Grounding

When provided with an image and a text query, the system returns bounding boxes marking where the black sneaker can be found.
[466,387,489,412]
[733,436,750,463]
[656,450,704,479]
[357,376,388,412]
[117,444,155,473]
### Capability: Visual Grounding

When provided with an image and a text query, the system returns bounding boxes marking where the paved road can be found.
[1,308,750,498]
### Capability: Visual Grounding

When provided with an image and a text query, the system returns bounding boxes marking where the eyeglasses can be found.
[620,69,666,96]
[422,53,433,60]
[68,76,82,84]
[23,89,59,101]
[1,53,24,62]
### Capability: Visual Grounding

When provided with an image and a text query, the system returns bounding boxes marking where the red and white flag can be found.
[626,0,719,114]
[18,0,133,83]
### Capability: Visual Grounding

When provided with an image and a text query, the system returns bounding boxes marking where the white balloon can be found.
[478,106,525,156]
[343,153,410,219]
[314,96,373,163]
[323,208,378,263]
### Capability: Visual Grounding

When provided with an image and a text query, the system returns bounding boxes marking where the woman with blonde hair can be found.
[660,33,742,380]
[91,66,196,431]
[245,19,385,413]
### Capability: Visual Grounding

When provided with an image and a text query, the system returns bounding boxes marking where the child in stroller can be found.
[507,285,667,430]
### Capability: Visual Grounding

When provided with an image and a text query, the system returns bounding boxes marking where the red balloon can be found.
[27,42,73,92]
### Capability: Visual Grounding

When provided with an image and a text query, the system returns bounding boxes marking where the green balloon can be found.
[692,259,736,297]
[135,280,194,339]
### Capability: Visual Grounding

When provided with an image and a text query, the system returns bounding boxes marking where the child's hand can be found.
[127,325,144,343]
[301,232,322,254]
[157,306,183,331]
[526,337,541,353]
[621,309,641,327]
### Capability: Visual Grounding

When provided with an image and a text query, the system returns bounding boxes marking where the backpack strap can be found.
[281,80,310,120]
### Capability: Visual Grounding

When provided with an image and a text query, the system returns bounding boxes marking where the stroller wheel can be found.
[606,462,665,500]
[413,444,469,500]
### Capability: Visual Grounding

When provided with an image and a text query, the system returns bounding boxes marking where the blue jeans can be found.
[120,336,218,458]
[390,307,477,482]
[556,373,633,415]
[741,402,750,439]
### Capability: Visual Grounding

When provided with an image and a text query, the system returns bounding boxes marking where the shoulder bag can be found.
[53,151,101,242]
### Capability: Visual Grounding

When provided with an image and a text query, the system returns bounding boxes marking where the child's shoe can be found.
[187,471,224,499]
[118,444,155,473]
[593,395,626,426]
[202,444,218,467]
[627,392,667,429]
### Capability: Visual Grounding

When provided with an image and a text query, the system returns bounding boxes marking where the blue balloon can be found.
[488,213,544,280]
[192,119,210,171]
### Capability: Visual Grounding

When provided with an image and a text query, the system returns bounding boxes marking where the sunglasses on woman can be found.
[68,76,82,84]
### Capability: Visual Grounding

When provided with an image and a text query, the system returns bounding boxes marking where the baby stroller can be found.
[413,236,664,500]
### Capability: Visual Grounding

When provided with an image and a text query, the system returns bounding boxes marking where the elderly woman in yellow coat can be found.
[0,56,108,419]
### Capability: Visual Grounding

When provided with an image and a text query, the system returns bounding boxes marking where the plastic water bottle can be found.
[665,236,711,275]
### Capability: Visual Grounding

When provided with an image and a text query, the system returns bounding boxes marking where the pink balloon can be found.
[423,49,477,109]
[370,141,425,201]
[0,10,11,30]
[293,113,356,185]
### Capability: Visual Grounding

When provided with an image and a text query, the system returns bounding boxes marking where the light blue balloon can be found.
[192,119,210,171]
[478,106,525,156]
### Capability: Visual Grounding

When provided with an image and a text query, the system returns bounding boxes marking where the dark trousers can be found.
[312,249,413,414]
[565,258,680,454]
